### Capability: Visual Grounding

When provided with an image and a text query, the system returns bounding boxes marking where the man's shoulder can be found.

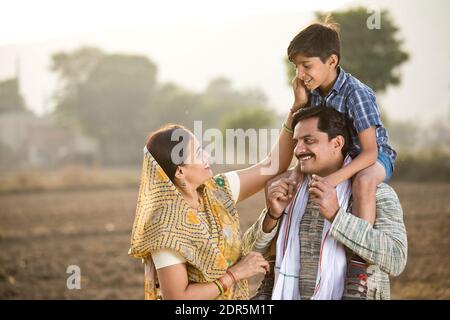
[375,183,401,206]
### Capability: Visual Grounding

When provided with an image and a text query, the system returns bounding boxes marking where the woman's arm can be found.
[157,263,228,300]
[156,252,269,299]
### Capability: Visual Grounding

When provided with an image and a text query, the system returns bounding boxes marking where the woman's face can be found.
[177,136,213,188]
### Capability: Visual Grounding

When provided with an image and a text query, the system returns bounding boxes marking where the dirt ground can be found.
[0,181,449,299]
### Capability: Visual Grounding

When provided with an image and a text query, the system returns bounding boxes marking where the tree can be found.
[220,106,274,131]
[200,77,269,129]
[285,7,409,93]
[51,47,104,126]
[0,78,27,113]
[76,54,158,165]
[49,47,274,165]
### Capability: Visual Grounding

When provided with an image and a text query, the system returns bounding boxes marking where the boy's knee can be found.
[352,173,377,195]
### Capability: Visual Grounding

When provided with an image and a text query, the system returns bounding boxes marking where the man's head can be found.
[291,106,351,176]
[288,22,340,91]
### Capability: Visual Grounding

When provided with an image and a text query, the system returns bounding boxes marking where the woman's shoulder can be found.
[204,172,239,213]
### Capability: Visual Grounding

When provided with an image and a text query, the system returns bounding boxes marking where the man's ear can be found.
[332,135,345,153]
[327,54,339,69]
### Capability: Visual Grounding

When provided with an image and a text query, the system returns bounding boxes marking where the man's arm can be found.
[329,184,408,276]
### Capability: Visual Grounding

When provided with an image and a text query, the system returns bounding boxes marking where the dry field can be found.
[0,177,449,299]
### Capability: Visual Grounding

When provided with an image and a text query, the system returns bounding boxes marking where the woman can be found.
[129,82,306,299]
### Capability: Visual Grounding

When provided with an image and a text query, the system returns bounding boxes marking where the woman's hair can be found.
[146,124,192,182]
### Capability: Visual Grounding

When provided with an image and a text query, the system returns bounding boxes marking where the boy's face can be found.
[292,54,337,91]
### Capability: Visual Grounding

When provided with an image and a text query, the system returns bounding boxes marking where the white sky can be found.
[0,0,449,124]
[0,0,350,45]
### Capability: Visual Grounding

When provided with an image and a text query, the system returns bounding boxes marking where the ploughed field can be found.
[1,181,449,299]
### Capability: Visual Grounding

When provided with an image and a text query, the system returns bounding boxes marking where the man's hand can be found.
[308,174,340,222]
[291,75,308,112]
[266,177,298,218]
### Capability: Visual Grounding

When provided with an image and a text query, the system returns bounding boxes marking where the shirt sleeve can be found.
[348,88,382,133]
[253,209,279,253]
[242,208,279,255]
[224,171,240,204]
[151,248,186,270]
[329,184,408,277]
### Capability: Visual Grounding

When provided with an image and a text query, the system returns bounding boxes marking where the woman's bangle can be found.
[213,280,224,295]
[282,123,294,134]
[226,269,238,283]
[266,208,282,221]
[218,276,228,292]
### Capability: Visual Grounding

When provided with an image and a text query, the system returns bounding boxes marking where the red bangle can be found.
[226,269,237,283]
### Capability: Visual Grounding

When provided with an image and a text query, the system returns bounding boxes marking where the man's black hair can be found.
[292,106,353,157]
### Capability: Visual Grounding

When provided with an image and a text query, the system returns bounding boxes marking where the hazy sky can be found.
[0,0,449,124]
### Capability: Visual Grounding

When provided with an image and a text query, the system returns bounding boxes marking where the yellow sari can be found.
[129,147,249,299]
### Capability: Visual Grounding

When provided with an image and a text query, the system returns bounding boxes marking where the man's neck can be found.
[316,159,344,178]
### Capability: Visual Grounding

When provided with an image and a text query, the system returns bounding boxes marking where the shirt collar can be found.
[310,66,347,97]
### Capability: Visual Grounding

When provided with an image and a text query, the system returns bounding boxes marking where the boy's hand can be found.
[291,75,308,112]
[308,175,340,222]
[322,173,340,188]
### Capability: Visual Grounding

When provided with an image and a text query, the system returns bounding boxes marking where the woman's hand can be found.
[228,252,269,281]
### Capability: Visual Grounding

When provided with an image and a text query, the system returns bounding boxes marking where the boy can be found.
[287,21,397,298]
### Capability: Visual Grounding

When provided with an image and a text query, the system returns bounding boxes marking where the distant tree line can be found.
[1,6,449,180]
[50,47,275,165]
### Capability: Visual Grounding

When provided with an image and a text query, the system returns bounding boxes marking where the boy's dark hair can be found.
[288,20,341,65]
[292,106,352,157]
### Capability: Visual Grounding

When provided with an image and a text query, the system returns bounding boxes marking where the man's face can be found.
[292,54,334,91]
[293,117,341,176]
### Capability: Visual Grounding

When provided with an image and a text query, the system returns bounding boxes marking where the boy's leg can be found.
[343,161,388,299]
[351,162,386,225]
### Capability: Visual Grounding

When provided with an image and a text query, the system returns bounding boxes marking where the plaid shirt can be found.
[243,183,408,300]
[308,67,397,166]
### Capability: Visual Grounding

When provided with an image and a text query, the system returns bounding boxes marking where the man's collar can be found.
[310,66,347,97]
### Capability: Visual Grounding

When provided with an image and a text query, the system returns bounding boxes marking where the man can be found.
[243,106,407,300]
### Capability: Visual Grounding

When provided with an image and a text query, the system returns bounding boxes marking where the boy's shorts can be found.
[377,151,394,182]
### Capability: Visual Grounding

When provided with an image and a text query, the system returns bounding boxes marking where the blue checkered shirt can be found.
[308,67,397,166]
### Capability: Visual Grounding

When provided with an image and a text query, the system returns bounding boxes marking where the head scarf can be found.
[129,147,248,299]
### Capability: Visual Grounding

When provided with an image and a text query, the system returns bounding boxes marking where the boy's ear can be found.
[327,54,339,69]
